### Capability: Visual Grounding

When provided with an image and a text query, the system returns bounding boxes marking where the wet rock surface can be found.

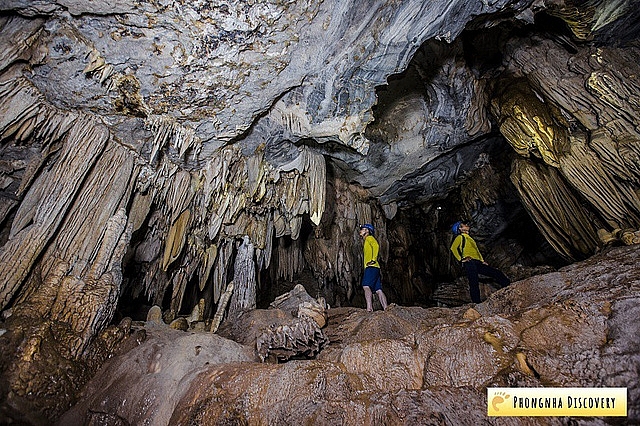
[56,244,639,425]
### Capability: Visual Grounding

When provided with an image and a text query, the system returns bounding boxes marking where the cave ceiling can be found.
[3,0,638,210]
[0,0,638,309]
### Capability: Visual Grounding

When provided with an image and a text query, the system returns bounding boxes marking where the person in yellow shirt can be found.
[359,223,388,311]
[450,220,510,303]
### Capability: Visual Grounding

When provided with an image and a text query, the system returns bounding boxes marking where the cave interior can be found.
[113,9,614,321]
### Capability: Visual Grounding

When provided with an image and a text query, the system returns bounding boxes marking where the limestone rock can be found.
[169,317,189,331]
[146,305,163,324]
[463,307,481,321]
[57,328,256,426]
[1,0,639,424]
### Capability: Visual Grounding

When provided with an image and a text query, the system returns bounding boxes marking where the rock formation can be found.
[0,0,639,423]
[57,244,640,425]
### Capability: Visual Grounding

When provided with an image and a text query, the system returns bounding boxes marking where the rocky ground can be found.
[56,244,640,425]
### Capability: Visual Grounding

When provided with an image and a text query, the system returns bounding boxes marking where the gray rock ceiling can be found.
[2,0,638,207]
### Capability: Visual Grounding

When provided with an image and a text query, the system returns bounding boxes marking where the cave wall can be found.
[0,0,640,422]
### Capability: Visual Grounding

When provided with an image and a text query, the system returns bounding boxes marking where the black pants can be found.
[463,259,510,303]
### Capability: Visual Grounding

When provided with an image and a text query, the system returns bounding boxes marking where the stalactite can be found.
[161,209,191,271]
[213,239,233,305]
[125,162,197,310]
[169,268,189,316]
[261,213,275,271]
[510,158,601,260]
[493,61,640,258]
[137,211,169,304]
[589,127,640,183]
[48,145,137,269]
[276,237,305,283]
[128,190,154,233]
[305,148,326,226]
[199,244,218,293]
[558,134,640,228]
[247,148,267,201]
[494,81,568,168]
[164,170,194,223]
[172,143,328,314]
[587,70,640,126]
[459,153,501,215]
[0,16,45,72]
[83,48,115,88]
[0,48,144,375]
[278,146,326,226]
[0,113,109,310]
[0,80,77,206]
[147,116,202,164]
[0,88,139,351]
[199,148,246,242]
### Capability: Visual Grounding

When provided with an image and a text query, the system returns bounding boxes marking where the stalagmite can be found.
[211,282,234,334]
[228,236,257,319]
[256,315,328,362]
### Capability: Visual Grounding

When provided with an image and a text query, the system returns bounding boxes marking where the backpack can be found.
[457,234,466,259]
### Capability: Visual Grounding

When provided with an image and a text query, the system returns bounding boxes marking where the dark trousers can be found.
[463,259,510,303]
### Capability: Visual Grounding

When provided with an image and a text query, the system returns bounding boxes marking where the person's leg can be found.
[463,260,481,303]
[376,289,388,310]
[477,263,510,288]
[371,268,388,310]
[362,267,378,311]
[363,286,373,311]
[372,269,388,310]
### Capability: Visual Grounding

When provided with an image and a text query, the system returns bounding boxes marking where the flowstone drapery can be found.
[492,38,640,260]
